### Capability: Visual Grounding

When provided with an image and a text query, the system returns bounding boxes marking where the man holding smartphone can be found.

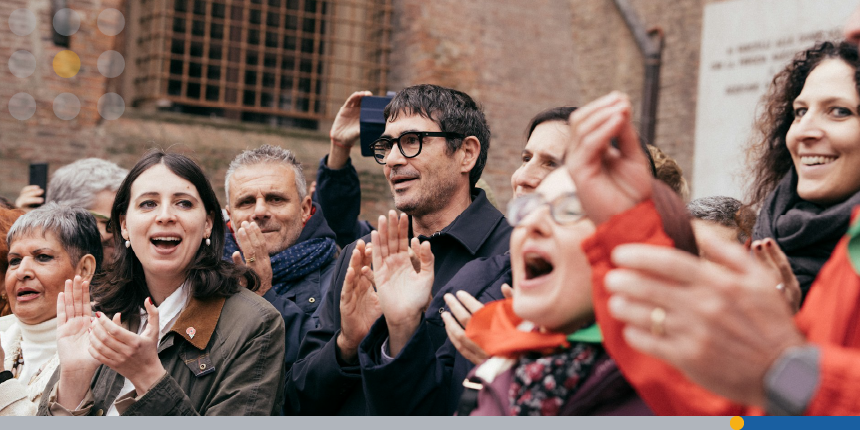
[285,84,512,415]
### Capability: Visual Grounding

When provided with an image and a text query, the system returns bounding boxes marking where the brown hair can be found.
[648,145,689,201]
[94,151,259,318]
[747,40,860,207]
[0,207,25,317]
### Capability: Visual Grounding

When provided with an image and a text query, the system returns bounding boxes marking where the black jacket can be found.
[224,203,337,372]
[360,253,512,415]
[284,189,512,415]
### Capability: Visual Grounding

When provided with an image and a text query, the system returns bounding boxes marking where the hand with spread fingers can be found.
[566,92,652,225]
[337,239,380,362]
[231,221,273,296]
[55,275,100,409]
[603,228,806,407]
[372,210,435,357]
[441,285,512,366]
[88,298,166,396]
[751,238,802,313]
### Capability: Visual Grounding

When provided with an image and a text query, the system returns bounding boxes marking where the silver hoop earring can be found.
[125,240,131,249]
[205,237,211,246]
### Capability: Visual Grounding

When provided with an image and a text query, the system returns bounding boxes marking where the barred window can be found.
[129,0,392,131]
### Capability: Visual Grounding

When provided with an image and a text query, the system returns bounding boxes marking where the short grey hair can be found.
[687,196,749,243]
[224,144,307,205]
[47,158,128,209]
[7,202,104,273]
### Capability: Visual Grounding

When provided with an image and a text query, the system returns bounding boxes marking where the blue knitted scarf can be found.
[224,229,337,295]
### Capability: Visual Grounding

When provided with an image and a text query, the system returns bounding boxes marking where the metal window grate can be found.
[130,0,392,130]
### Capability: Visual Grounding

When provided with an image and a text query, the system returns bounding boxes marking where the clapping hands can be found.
[56,275,166,409]
[372,211,435,357]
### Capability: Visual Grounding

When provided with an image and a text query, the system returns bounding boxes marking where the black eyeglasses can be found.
[370,131,464,165]
[506,192,585,226]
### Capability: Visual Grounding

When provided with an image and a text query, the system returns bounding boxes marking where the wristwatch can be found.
[764,345,821,416]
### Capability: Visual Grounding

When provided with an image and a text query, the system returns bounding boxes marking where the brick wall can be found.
[0,0,124,200]
[2,0,736,221]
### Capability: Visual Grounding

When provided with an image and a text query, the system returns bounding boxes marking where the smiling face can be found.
[381,114,470,216]
[510,168,596,333]
[5,231,79,324]
[511,120,569,197]
[227,163,311,255]
[120,163,213,287]
[786,59,860,205]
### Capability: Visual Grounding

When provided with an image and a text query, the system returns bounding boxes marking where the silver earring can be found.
[205,237,211,246]
[125,240,130,249]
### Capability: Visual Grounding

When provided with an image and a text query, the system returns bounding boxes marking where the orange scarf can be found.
[466,298,569,359]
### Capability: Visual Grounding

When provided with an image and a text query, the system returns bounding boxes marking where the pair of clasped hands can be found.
[55,276,165,408]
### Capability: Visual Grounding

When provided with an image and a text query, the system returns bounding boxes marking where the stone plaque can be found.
[692,0,859,200]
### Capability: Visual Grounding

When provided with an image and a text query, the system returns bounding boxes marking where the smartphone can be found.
[359,95,394,157]
[28,162,48,206]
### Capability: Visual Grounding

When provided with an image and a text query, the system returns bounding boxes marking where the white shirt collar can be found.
[138,281,189,340]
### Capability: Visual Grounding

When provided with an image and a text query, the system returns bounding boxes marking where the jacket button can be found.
[199,363,207,370]
[309,297,316,303]
[439,307,445,314]
[95,409,104,416]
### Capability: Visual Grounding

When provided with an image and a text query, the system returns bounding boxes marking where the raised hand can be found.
[751,238,802,313]
[330,91,373,146]
[56,275,100,409]
[337,239,380,362]
[89,298,166,395]
[0,333,5,372]
[441,290,494,366]
[15,185,44,211]
[231,221,273,296]
[567,92,653,225]
[328,91,373,170]
[372,210,435,357]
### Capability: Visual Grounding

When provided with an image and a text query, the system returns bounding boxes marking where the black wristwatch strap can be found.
[0,370,13,384]
[764,345,821,416]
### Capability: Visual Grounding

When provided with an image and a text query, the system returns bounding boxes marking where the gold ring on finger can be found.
[650,307,667,336]
[248,257,256,263]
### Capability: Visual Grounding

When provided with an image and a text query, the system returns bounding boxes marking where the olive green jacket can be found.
[38,288,285,416]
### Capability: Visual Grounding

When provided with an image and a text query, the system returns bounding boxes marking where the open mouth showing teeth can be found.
[801,155,837,166]
[524,253,554,280]
[151,237,182,249]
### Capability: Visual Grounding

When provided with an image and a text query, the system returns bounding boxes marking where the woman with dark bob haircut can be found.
[747,40,860,308]
[40,151,286,416]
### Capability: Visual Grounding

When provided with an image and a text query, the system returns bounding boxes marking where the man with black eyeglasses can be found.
[285,84,512,415]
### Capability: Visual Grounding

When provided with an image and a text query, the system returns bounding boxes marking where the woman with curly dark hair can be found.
[40,151,286,416]
[747,40,860,305]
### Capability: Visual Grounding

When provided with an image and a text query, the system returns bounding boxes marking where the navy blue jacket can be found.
[284,189,512,415]
[314,155,373,248]
[359,253,512,415]
[223,203,337,371]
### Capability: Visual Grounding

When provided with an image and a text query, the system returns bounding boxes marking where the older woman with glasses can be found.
[0,203,102,415]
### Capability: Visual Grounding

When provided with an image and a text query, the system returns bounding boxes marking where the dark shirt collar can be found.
[412,188,506,255]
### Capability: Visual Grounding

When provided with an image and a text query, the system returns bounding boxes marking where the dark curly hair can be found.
[747,40,860,207]
[93,151,259,317]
